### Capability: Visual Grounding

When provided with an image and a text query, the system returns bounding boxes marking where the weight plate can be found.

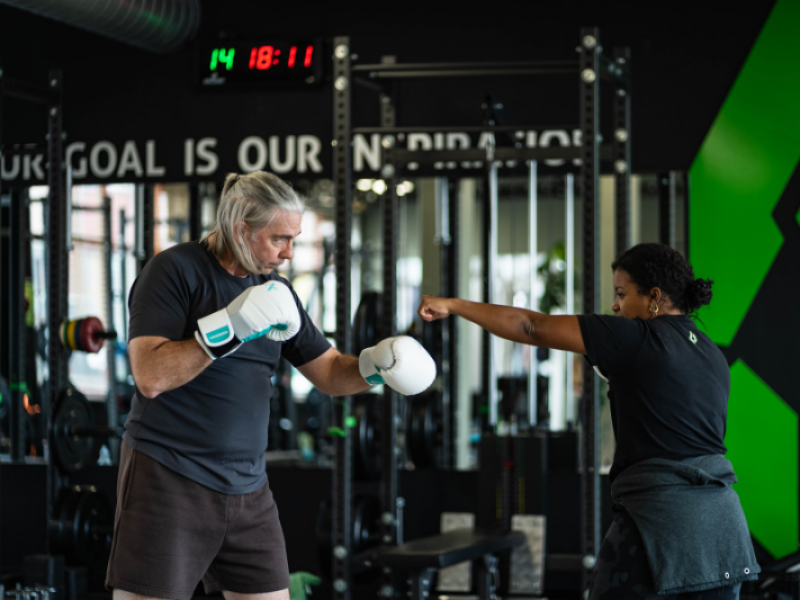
[352,495,381,552]
[406,391,443,469]
[80,317,105,354]
[58,321,68,349]
[421,318,443,366]
[69,319,81,351]
[316,495,381,580]
[52,388,94,472]
[50,485,113,567]
[352,292,381,355]
[353,394,381,481]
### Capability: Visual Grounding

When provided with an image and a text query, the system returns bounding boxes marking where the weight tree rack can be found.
[331,28,632,599]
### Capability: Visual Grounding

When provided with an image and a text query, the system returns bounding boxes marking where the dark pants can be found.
[590,508,742,600]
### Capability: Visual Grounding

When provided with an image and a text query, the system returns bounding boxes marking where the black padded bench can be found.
[371,529,526,600]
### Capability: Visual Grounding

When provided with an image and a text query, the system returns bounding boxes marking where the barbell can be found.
[58,317,117,354]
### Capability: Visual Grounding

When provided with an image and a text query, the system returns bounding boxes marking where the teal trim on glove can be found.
[240,323,288,343]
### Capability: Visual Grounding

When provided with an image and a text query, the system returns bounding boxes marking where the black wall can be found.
[0,0,777,179]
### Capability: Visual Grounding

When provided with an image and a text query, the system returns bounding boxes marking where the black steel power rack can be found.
[0,69,66,549]
[330,28,632,600]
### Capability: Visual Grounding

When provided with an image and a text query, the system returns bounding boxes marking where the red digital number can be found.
[257,45,274,70]
[248,45,274,70]
[249,44,312,71]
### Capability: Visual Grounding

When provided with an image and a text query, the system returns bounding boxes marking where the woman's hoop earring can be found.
[650,303,659,317]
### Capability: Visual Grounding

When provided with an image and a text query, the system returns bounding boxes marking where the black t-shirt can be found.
[577,314,730,482]
[124,241,331,494]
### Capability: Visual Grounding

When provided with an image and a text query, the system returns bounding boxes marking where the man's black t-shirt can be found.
[577,314,730,482]
[124,241,331,494]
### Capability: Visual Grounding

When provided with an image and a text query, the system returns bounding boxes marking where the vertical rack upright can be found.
[578,28,602,590]
[44,70,68,544]
[331,35,354,600]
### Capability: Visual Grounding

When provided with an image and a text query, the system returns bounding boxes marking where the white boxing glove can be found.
[195,280,302,359]
[359,336,436,396]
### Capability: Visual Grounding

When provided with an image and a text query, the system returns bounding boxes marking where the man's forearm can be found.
[322,353,371,397]
[130,337,212,398]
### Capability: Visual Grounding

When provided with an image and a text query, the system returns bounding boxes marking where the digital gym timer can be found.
[200,39,322,86]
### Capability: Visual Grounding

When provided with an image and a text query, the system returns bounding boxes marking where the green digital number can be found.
[209,48,235,71]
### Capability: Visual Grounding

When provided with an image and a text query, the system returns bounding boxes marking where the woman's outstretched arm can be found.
[418,295,586,355]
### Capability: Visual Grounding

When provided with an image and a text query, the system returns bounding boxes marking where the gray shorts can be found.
[106,442,290,600]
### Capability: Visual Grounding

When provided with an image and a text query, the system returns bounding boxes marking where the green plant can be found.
[537,242,566,315]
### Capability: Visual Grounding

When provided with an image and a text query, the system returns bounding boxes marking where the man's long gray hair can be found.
[203,171,304,274]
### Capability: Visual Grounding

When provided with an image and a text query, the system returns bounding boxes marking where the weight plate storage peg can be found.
[52,387,94,472]
[49,485,114,567]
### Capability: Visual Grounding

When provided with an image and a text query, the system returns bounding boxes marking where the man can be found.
[106,171,436,600]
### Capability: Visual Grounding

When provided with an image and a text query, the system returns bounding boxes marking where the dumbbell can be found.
[4,584,57,600]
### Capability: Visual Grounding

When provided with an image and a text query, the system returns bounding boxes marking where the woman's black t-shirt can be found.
[577,314,730,482]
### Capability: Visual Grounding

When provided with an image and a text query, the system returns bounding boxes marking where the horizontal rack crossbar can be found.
[352,124,576,134]
[358,67,577,79]
[390,145,615,163]
[2,78,59,104]
[353,60,577,72]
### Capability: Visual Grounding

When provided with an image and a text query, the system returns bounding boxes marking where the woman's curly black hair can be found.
[611,243,713,315]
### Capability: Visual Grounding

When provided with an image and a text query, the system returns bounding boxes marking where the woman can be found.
[417,243,759,600]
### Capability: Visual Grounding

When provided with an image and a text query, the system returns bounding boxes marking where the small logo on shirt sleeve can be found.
[689,331,698,344]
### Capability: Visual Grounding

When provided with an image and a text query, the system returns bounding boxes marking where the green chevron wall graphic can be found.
[689,0,800,558]
[726,361,798,558]
[690,0,800,347]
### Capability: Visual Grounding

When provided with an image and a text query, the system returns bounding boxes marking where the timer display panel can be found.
[200,39,322,86]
